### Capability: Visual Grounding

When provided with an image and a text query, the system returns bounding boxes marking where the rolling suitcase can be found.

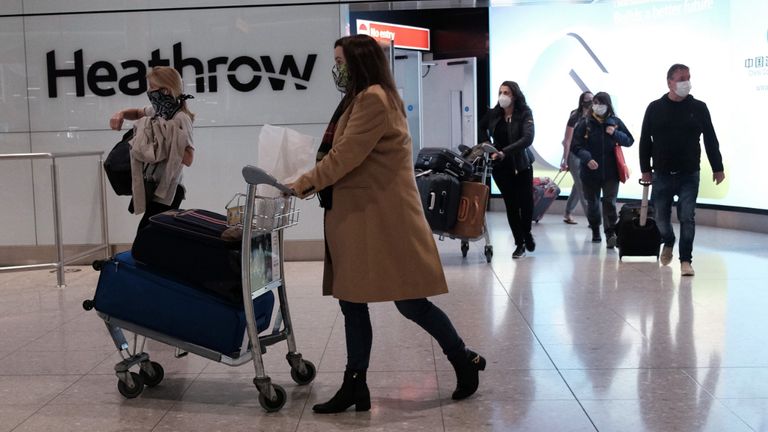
[416,171,461,232]
[447,181,489,239]
[617,181,661,259]
[131,209,249,304]
[532,171,564,223]
[415,147,473,180]
[93,251,274,356]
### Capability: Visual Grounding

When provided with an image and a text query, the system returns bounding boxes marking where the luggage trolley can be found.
[83,166,315,412]
[455,143,496,263]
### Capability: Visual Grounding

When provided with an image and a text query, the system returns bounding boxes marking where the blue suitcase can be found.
[93,251,274,356]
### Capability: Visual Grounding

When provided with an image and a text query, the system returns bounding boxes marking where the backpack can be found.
[103,129,134,196]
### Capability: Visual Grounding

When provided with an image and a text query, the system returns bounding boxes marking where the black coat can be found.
[478,106,535,173]
[571,115,634,185]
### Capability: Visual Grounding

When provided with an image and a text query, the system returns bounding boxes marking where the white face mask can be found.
[592,104,607,116]
[498,94,512,109]
[674,80,692,98]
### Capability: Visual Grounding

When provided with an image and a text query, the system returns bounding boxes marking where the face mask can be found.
[148,90,182,120]
[332,63,349,93]
[674,80,692,98]
[498,94,512,109]
[592,104,607,116]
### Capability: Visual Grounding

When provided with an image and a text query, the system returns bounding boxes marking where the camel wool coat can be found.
[292,85,449,303]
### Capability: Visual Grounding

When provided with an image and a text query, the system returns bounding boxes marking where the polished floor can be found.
[1,211,767,432]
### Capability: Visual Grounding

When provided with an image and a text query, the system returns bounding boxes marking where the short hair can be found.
[666,64,689,81]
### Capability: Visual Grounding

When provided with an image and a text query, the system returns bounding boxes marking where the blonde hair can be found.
[147,66,195,121]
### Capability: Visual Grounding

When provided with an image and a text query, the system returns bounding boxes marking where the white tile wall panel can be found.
[0,17,30,133]
[0,133,36,246]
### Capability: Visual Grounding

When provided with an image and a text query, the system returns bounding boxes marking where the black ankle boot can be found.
[312,370,370,414]
[449,349,486,400]
[590,226,602,243]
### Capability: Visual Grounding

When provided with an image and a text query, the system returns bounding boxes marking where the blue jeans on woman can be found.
[581,177,620,235]
[339,298,466,371]
[651,171,700,263]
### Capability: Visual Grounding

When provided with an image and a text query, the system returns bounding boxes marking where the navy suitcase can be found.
[132,209,245,304]
[415,147,473,180]
[416,172,461,232]
[93,251,274,356]
[616,182,661,259]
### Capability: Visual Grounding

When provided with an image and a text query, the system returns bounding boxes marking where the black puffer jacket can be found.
[571,115,633,185]
[478,106,535,173]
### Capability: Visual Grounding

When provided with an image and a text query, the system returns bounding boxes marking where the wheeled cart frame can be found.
[83,166,313,412]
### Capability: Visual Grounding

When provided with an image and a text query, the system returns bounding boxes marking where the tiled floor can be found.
[1,211,767,432]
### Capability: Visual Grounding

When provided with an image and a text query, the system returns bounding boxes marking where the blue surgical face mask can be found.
[592,104,607,117]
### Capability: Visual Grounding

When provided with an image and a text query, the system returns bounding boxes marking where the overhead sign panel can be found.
[356,19,430,51]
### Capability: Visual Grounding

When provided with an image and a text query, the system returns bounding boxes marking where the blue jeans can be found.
[651,172,700,263]
[581,177,620,235]
[565,153,588,216]
[339,299,466,371]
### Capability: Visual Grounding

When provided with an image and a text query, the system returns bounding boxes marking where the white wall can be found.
[0,2,349,247]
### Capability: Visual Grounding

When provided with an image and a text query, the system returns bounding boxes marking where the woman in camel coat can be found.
[290,35,485,414]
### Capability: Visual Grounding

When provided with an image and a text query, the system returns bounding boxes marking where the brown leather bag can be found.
[448,182,489,239]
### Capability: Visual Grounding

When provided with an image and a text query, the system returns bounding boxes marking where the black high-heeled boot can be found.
[449,349,486,400]
[312,370,371,413]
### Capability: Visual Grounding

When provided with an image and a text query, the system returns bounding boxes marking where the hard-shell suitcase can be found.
[532,172,564,223]
[617,181,661,259]
[447,181,489,239]
[131,209,246,304]
[93,251,274,356]
[416,172,461,232]
[415,147,473,180]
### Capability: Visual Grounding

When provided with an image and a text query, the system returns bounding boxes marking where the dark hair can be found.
[572,91,593,117]
[497,80,529,113]
[592,91,616,118]
[335,35,404,114]
[667,63,689,81]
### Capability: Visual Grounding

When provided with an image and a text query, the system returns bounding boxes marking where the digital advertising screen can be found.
[489,0,768,211]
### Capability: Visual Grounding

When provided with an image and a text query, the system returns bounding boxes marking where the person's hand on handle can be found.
[641,172,652,183]
[606,125,616,135]
[491,150,505,161]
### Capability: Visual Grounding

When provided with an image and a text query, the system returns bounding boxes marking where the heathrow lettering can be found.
[46,42,317,97]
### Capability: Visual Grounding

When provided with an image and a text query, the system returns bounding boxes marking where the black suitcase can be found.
[616,182,661,259]
[416,172,461,232]
[415,147,473,180]
[131,209,252,304]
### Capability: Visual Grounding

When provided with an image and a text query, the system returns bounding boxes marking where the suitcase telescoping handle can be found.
[639,178,651,227]
[241,165,295,195]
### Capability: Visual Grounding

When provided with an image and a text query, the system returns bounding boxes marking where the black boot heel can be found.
[450,349,486,401]
[312,370,370,414]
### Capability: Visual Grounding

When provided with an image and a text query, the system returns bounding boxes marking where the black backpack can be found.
[103,129,134,196]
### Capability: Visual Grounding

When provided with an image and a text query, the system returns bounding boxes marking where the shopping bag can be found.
[256,124,318,196]
[614,144,630,183]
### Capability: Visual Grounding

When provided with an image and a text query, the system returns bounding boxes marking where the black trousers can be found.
[339,298,466,371]
[493,167,533,246]
[135,185,186,234]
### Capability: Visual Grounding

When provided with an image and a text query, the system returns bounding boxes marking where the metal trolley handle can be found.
[242,165,295,195]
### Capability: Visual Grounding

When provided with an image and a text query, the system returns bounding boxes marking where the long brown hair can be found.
[335,35,404,115]
[147,66,195,122]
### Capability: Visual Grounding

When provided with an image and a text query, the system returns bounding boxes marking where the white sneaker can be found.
[660,246,673,266]
[681,261,695,276]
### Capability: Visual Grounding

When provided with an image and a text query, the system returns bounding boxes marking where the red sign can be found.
[356,20,430,51]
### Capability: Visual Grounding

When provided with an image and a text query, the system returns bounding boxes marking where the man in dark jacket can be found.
[639,64,725,277]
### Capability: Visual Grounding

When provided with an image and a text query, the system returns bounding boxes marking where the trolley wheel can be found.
[258,384,287,412]
[82,299,94,311]
[117,372,144,399]
[139,361,164,387]
[290,360,316,385]
[460,241,469,258]
[92,260,103,271]
[484,245,493,263]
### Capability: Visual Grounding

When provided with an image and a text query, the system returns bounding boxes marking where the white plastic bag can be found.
[256,124,318,196]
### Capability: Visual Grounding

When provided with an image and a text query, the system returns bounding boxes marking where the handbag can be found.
[103,129,134,196]
[614,144,630,183]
